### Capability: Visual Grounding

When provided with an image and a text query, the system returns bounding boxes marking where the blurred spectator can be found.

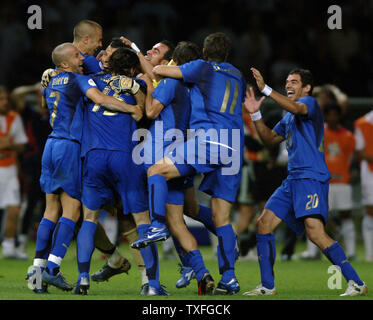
[10,82,50,246]
[0,86,28,259]
[354,109,373,262]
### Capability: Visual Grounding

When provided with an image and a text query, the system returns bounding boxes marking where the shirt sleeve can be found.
[83,55,102,75]
[9,114,28,144]
[179,59,205,84]
[74,74,98,95]
[298,96,317,120]
[152,78,177,106]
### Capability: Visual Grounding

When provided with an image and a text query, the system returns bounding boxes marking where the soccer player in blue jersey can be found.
[135,41,215,295]
[133,32,245,295]
[72,20,103,75]
[75,47,167,296]
[242,67,367,297]
[27,43,142,293]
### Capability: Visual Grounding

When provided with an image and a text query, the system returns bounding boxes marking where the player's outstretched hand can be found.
[244,87,265,114]
[120,36,132,46]
[131,105,143,122]
[250,67,265,91]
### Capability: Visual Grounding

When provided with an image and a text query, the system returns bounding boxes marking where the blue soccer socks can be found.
[195,204,216,236]
[46,217,76,275]
[216,224,237,283]
[256,233,276,290]
[323,241,364,286]
[77,220,97,278]
[137,224,160,287]
[35,218,56,268]
[148,174,168,228]
[185,250,209,282]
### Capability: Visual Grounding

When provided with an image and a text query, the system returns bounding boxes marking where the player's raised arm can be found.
[251,67,308,116]
[244,87,284,146]
[85,87,143,121]
[153,65,183,79]
[139,74,163,119]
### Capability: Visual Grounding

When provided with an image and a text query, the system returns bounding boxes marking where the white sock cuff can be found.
[33,258,47,268]
[48,254,62,266]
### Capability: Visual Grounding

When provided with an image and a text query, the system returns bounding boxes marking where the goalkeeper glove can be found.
[41,68,57,89]
[109,76,140,95]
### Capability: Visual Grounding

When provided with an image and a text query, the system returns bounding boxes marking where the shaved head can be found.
[73,20,103,56]
[51,42,84,73]
[73,20,102,42]
[52,43,76,67]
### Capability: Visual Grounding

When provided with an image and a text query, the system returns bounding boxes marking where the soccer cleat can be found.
[131,226,170,249]
[91,258,131,282]
[42,270,74,291]
[243,284,276,296]
[140,283,149,295]
[340,280,368,297]
[198,273,214,295]
[74,276,90,295]
[147,284,170,296]
[213,278,240,295]
[176,264,196,288]
[26,266,48,294]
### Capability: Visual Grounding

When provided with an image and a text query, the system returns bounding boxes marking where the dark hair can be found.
[203,32,231,63]
[172,41,202,65]
[109,38,129,49]
[159,39,175,62]
[288,68,314,95]
[108,47,140,77]
[323,101,342,116]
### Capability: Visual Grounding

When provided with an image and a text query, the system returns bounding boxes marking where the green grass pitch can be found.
[0,240,372,301]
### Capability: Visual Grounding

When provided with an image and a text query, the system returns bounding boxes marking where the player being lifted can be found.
[27,43,141,293]
[132,32,245,295]
[135,41,215,295]
[242,67,367,297]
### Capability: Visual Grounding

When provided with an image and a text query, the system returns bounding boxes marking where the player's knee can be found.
[257,211,274,234]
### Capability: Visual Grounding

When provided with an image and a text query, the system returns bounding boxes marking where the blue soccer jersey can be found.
[273,95,331,182]
[81,52,102,75]
[42,71,97,141]
[143,77,191,164]
[179,59,245,135]
[80,73,148,214]
[80,73,140,156]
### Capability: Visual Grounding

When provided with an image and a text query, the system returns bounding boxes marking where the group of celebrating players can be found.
[26,19,368,297]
